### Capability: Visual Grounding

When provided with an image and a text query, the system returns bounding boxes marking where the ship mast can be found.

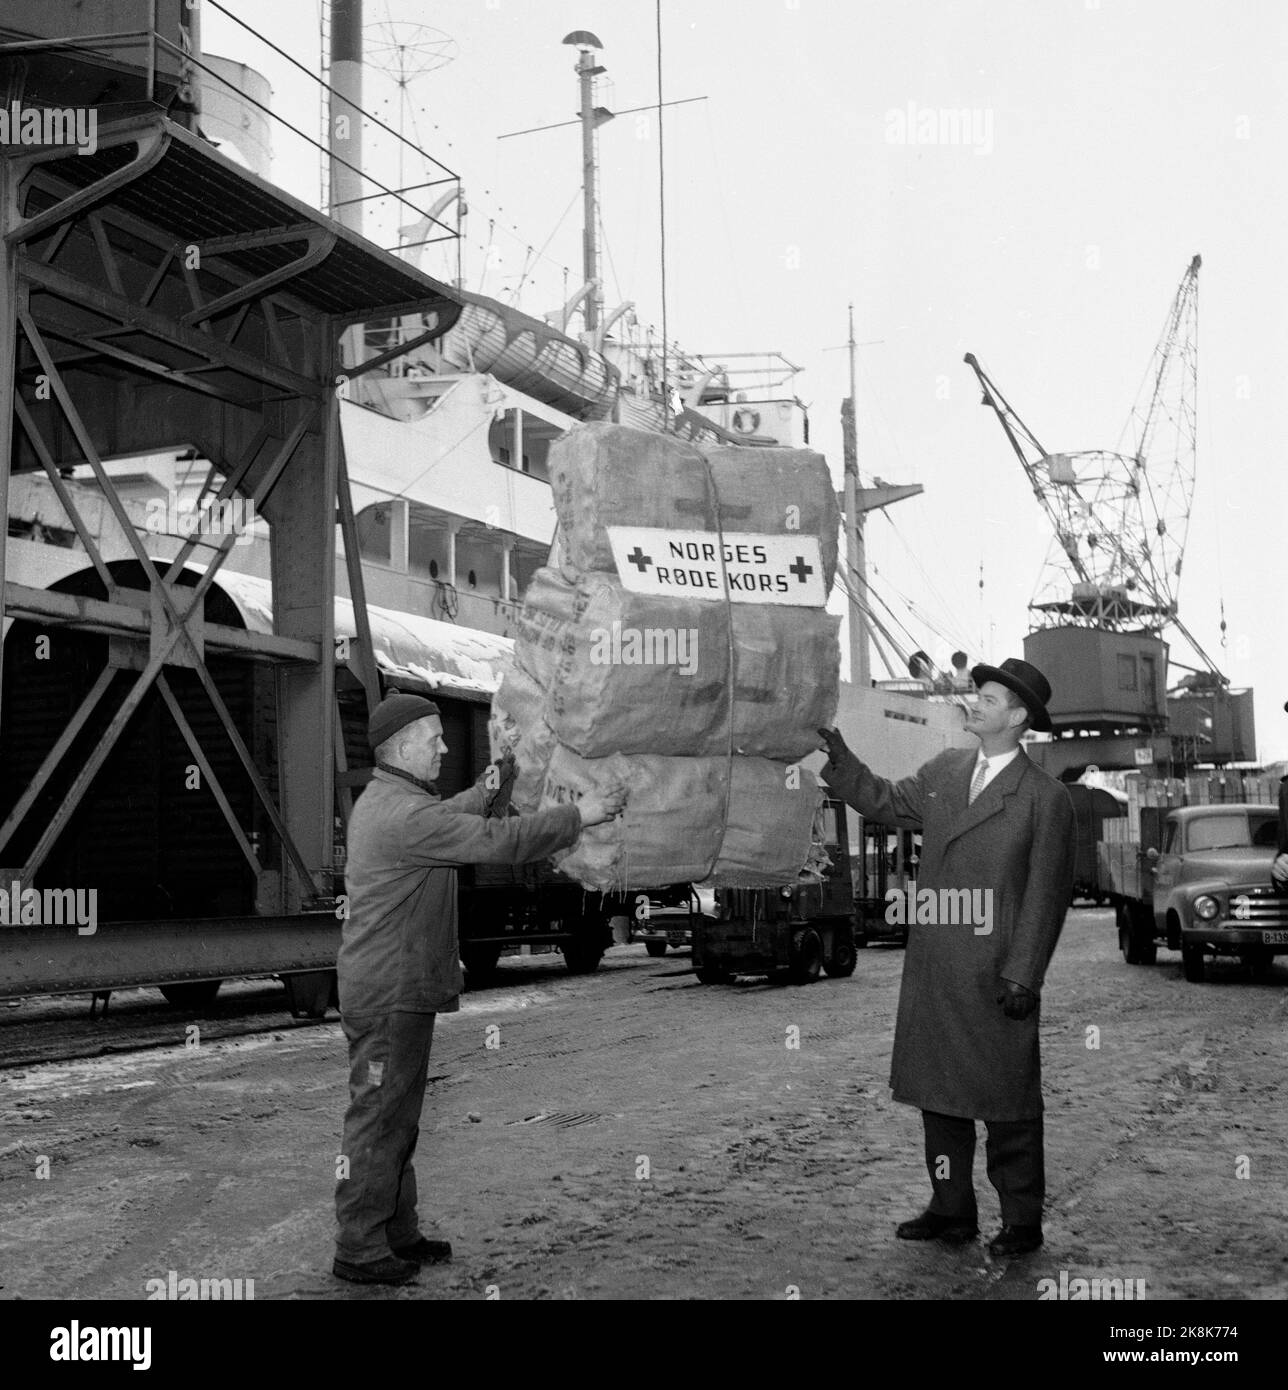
[840,305,924,687]
[842,304,867,687]
[564,31,610,335]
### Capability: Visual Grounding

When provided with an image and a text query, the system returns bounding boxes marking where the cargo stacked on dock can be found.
[490,422,842,892]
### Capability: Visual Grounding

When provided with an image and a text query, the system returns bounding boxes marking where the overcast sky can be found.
[204,0,1288,760]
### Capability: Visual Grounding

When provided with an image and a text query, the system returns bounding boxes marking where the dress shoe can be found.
[988,1224,1043,1257]
[391,1234,452,1264]
[332,1254,419,1285]
[895,1210,979,1243]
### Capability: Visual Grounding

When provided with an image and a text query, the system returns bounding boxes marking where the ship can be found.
[0,5,970,1004]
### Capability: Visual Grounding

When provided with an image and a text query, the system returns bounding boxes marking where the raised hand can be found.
[817,726,852,765]
[577,782,628,828]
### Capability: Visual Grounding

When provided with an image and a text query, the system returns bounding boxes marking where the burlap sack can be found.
[489,663,557,812]
[512,566,838,759]
[541,743,825,891]
[549,422,839,587]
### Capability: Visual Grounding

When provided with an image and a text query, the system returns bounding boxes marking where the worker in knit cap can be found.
[333,690,625,1285]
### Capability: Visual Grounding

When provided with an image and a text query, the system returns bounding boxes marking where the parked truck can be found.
[1092,793,1288,982]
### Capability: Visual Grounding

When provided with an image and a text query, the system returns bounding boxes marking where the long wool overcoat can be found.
[823,745,1075,1121]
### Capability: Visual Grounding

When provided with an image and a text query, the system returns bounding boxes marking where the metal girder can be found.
[162,421,274,582]
[86,212,125,297]
[155,673,263,876]
[3,124,170,246]
[140,243,176,308]
[6,323,324,890]
[5,625,196,881]
[0,161,15,717]
[335,416,381,716]
[19,256,325,400]
[18,167,349,366]
[345,325,445,382]
[333,297,459,330]
[1,108,466,992]
[182,225,338,329]
[0,915,342,1000]
[0,666,115,863]
[267,320,339,914]
[14,397,116,591]
[2,584,319,662]
[34,320,264,409]
[193,224,324,256]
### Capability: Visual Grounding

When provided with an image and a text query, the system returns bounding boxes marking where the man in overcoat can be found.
[820,658,1075,1257]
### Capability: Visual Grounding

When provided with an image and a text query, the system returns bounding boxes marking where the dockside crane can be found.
[964,254,1221,683]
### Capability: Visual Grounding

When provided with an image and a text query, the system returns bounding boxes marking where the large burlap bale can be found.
[549,422,839,587]
[698,443,840,591]
[512,567,839,759]
[489,663,556,812]
[541,743,825,891]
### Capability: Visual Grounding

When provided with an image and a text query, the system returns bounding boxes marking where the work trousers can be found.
[922,1108,1045,1228]
[334,1010,437,1265]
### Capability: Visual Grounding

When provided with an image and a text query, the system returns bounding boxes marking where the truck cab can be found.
[1146,804,1287,981]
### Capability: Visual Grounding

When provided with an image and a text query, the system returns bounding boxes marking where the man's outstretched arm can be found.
[818,726,931,829]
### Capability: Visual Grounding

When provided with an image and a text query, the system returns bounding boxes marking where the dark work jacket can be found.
[822,745,1075,1121]
[337,768,582,1015]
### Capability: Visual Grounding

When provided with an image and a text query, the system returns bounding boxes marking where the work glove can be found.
[817,726,852,765]
[481,752,517,817]
[996,980,1038,1021]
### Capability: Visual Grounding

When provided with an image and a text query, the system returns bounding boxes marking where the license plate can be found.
[1261,931,1288,945]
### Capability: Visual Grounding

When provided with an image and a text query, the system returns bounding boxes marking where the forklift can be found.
[691,799,859,985]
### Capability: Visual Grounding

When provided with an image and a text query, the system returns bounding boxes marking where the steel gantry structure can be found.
[0,112,464,1007]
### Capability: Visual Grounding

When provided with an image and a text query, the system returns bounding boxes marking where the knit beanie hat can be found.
[367,692,441,750]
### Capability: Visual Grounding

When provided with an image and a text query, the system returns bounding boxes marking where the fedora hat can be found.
[970,658,1053,733]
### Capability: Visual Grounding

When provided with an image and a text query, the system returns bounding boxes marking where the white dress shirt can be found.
[971,746,1021,796]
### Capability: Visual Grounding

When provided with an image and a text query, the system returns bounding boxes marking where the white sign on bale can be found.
[606,527,827,607]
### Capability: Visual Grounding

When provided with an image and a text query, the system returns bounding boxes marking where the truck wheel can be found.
[788,928,823,985]
[824,929,858,978]
[159,980,222,1009]
[462,944,503,986]
[280,971,334,1019]
[1181,943,1206,983]
[562,939,604,975]
[695,964,731,985]
[644,941,669,958]
[1121,910,1156,966]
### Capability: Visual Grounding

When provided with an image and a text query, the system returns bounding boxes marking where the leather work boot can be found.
[988,1224,1044,1257]
[332,1254,419,1285]
[391,1235,453,1264]
[895,1210,979,1244]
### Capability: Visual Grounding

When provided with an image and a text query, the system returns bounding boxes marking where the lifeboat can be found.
[436,289,620,419]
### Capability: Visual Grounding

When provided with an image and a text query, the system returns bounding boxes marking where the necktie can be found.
[968,758,988,804]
